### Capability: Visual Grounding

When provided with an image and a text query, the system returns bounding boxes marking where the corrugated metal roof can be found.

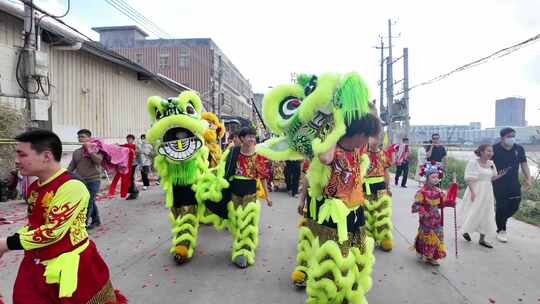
[0,0,190,93]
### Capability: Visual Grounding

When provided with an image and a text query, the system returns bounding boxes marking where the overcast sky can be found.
[33,0,540,128]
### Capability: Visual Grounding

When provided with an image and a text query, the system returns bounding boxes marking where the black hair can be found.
[431,133,440,138]
[500,127,515,138]
[474,144,491,157]
[402,137,409,142]
[140,134,146,139]
[238,127,257,138]
[343,113,381,138]
[126,134,136,140]
[77,129,92,137]
[15,129,62,162]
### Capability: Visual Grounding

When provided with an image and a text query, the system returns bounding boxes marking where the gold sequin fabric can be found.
[86,280,117,304]
[305,218,367,256]
[171,205,197,218]
[231,193,257,206]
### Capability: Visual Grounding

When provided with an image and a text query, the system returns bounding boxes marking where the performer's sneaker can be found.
[479,240,493,248]
[496,231,508,243]
[233,255,248,269]
[174,254,190,265]
[425,258,440,266]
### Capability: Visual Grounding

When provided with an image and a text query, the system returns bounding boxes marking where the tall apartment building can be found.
[495,97,527,127]
[93,26,254,120]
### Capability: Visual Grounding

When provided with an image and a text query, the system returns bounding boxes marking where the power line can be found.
[110,0,171,38]
[106,0,168,38]
[103,0,171,38]
[19,0,95,41]
[400,33,540,95]
[103,0,164,37]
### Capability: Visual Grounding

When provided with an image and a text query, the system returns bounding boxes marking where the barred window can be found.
[179,47,189,68]
[135,53,143,64]
[159,50,169,69]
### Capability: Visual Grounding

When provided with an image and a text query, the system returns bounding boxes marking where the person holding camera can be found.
[426,133,448,167]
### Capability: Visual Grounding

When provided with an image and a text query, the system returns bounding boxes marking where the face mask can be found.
[504,138,515,146]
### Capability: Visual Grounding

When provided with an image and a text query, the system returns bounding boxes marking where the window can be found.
[159,50,169,69]
[135,53,143,64]
[179,47,189,68]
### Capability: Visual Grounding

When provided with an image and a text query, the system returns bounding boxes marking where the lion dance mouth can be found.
[158,127,203,161]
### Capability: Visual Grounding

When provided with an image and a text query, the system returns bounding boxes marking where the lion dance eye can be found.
[279,96,301,119]
[186,104,196,115]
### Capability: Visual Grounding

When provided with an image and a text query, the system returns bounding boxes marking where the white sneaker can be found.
[497,231,508,243]
[142,186,148,190]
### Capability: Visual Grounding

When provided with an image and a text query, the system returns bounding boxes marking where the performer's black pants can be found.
[128,165,139,194]
[141,165,150,187]
[204,178,257,220]
[494,192,521,232]
[395,162,409,186]
[285,161,301,196]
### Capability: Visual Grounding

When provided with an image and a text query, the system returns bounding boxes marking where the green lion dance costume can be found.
[195,129,270,269]
[146,91,210,264]
[257,73,376,304]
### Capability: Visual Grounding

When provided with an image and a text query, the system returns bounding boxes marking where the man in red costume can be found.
[123,134,138,200]
[0,129,126,304]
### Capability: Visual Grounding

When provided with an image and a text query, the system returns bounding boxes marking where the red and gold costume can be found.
[324,146,366,208]
[6,169,126,304]
[236,152,270,195]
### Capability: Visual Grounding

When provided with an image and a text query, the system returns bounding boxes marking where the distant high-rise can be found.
[495,97,526,127]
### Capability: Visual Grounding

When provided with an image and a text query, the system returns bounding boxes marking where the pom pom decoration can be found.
[418,160,444,178]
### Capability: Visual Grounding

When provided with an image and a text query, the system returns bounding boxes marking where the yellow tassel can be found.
[291,270,306,283]
[256,179,266,199]
[175,245,189,257]
[380,239,393,251]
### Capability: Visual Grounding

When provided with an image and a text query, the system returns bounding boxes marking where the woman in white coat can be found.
[461,144,507,248]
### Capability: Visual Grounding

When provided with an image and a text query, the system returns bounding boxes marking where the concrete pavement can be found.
[1,181,539,304]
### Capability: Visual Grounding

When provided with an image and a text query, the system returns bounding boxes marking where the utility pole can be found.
[386,19,395,143]
[210,78,215,112]
[403,47,410,137]
[374,36,386,121]
[210,52,215,113]
[23,1,37,125]
[217,54,223,119]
